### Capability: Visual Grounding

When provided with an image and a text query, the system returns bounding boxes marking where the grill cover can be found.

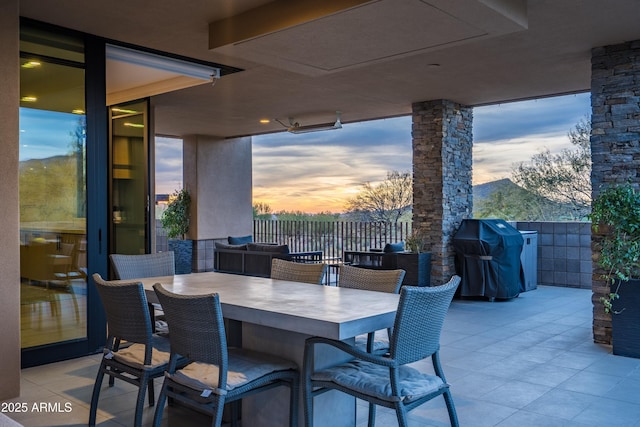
[453,219,524,299]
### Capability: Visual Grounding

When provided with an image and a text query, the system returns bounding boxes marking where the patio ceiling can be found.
[19,0,640,138]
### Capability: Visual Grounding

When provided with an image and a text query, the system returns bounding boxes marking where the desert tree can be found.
[253,202,273,219]
[346,170,412,223]
[511,118,591,220]
[476,118,592,221]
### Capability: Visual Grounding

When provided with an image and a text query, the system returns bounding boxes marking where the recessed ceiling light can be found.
[259,119,271,124]
[21,96,37,102]
[112,108,138,114]
[21,61,41,69]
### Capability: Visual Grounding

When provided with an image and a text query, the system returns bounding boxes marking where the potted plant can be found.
[405,231,426,253]
[161,187,192,274]
[590,182,640,357]
[396,230,431,287]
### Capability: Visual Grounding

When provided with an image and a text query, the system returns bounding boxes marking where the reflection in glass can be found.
[111,100,148,255]
[19,29,87,349]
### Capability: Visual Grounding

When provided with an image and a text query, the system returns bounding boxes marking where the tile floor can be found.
[4,285,640,426]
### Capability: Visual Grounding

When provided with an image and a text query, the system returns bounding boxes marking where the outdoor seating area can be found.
[7,284,639,426]
[214,236,323,277]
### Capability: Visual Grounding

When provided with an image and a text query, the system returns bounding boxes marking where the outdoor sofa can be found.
[214,236,322,277]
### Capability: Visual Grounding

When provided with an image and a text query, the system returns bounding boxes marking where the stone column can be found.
[183,135,253,272]
[590,40,640,344]
[412,100,473,286]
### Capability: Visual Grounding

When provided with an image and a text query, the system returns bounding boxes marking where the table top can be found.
[116,271,399,341]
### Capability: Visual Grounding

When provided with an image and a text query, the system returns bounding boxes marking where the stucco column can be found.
[0,0,21,400]
[590,40,640,344]
[412,100,473,286]
[182,135,253,272]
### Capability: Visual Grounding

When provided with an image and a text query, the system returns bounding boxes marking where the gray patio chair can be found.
[109,252,175,280]
[89,273,183,427]
[151,283,300,427]
[110,251,175,334]
[271,258,327,285]
[338,265,405,353]
[303,275,461,427]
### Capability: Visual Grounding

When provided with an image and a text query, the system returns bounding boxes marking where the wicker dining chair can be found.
[271,258,327,285]
[89,273,182,427]
[109,252,175,280]
[338,265,405,353]
[151,283,300,427]
[303,275,461,427]
[110,251,175,334]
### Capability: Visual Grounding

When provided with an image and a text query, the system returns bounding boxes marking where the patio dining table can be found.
[115,271,400,427]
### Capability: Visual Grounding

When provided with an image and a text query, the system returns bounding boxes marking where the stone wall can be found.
[412,100,473,285]
[590,40,640,344]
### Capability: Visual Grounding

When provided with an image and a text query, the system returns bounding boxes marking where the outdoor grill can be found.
[453,219,524,300]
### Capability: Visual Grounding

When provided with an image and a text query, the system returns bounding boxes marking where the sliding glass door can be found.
[109,100,150,257]
[19,26,88,350]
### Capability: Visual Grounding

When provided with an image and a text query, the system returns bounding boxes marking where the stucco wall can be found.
[0,0,22,400]
[183,135,253,240]
[183,135,253,272]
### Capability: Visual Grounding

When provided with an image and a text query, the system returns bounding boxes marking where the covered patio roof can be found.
[18,0,640,138]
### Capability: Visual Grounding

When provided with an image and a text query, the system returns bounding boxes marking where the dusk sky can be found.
[157,92,591,213]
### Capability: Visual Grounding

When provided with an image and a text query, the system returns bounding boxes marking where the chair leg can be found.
[211,396,226,427]
[148,378,155,406]
[88,366,106,427]
[394,403,409,427]
[303,381,313,427]
[443,390,460,427]
[367,402,376,427]
[133,374,149,427]
[152,380,169,427]
[290,377,299,427]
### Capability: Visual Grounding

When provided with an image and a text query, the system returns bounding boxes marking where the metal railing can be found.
[253,219,412,260]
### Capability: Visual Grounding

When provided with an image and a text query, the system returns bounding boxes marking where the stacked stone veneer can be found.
[412,100,473,286]
[591,40,640,345]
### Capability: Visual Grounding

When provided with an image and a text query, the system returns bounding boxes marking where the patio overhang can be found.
[17,0,640,138]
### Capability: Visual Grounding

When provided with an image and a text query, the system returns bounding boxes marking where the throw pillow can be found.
[383,242,405,253]
[228,235,253,245]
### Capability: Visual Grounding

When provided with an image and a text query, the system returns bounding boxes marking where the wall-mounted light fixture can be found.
[276,111,342,134]
[106,44,221,81]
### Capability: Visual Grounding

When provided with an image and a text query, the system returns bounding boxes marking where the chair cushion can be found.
[383,242,405,253]
[311,359,445,403]
[228,235,253,245]
[170,348,297,392]
[111,335,171,369]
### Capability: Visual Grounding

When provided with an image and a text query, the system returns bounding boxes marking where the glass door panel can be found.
[19,29,87,348]
[110,100,149,255]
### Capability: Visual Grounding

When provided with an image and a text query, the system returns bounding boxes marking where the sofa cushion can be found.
[248,243,290,254]
[215,242,247,250]
[228,235,253,245]
[383,242,405,253]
